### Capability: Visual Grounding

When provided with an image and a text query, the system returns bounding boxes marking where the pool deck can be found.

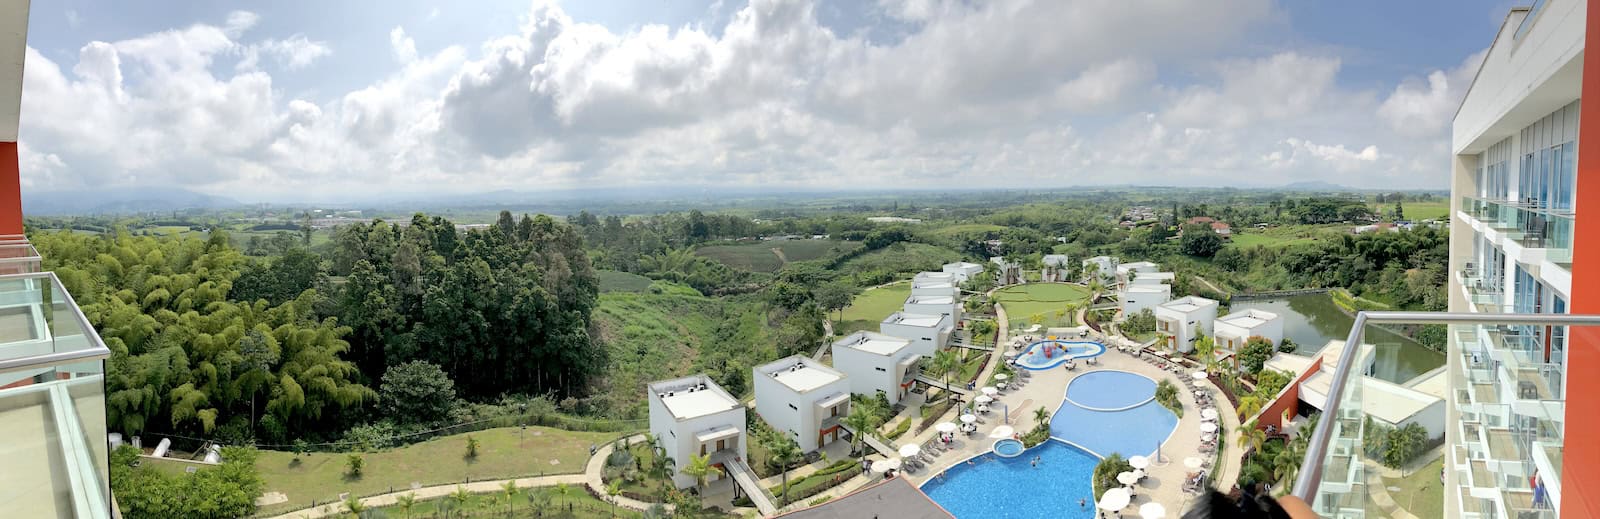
[902,332,1242,516]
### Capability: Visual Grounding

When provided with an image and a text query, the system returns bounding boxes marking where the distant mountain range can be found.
[23,187,239,215]
[1278,180,1354,191]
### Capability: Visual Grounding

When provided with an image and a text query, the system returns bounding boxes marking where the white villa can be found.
[831,331,922,405]
[1263,341,1447,441]
[1155,296,1219,353]
[1042,254,1070,281]
[1115,261,1160,286]
[1214,309,1285,353]
[879,311,953,357]
[910,278,959,298]
[1082,256,1119,283]
[753,356,852,453]
[1118,283,1172,317]
[1129,271,1176,286]
[989,257,1021,285]
[941,262,985,283]
[647,374,747,488]
[903,295,960,320]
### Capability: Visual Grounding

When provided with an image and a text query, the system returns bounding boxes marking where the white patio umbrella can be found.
[1192,371,1209,381]
[871,458,902,473]
[988,425,1015,439]
[899,444,921,458]
[1097,488,1131,512]
[995,373,1009,381]
[981,386,999,397]
[1140,502,1168,519]
[975,395,994,404]
[1184,457,1205,470]
[960,414,978,424]
[1200,422,1218,434]
[1117,471,1140,486]
[1128,455,1150,470]
[1201,408,1219,421]
[937,422,959,433]
[1202,433,1216,442]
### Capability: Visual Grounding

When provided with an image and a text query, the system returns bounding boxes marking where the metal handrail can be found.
[0,271,113,375]
[1290,311,1600,501]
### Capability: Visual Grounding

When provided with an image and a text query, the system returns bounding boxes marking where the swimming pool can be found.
[1065,370,1155,410]
[922,440,1098,518]
[993,439,1024,457]
[1014,340,1105,370]
[1050,371,1177,458]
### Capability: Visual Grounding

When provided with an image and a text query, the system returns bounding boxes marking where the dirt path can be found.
[770,247,789,263]
[1193,276,1227,296]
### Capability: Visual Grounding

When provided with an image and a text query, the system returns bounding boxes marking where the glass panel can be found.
[0,243,42,275]
[0,274,103,363]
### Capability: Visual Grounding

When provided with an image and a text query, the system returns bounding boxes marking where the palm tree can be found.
[395,493,416,519]
[554,482,574,511]
[1033,406,1051,429]
[1237,419,1266,454]
[448,486,471,518]
[766,435,804,505]
[501,481,520,516]
[606,480,624,518]
[342,497,366,518]
[843,398,885,456]
[1237,395,1264,421]
[682,453,721,490]
[1273,439,1303,489]
[931,349,960,393]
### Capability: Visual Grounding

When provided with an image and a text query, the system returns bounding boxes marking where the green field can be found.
[1227,225,1337,249]
[992,283,1090,330]
[834,283,912,336]
[597,270,654,293]
[1398,201,1449,221]
[254,426,621,515]
[694,239,861,272]
[927,223,1007,238]
[1379,457,1443,519]
[836,242,963,279]
[373,484,634,518]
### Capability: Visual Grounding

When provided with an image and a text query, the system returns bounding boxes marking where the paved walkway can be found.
[724,458,777,516]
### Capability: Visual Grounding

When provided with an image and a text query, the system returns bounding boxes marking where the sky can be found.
[16,0,1515,202]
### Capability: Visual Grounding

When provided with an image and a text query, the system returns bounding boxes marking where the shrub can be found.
[884,418,913,441]
[1277,337,1297,353]
[465,435,480,458]
[346,453,365,478]
[1239,336,1275,376]
[1092,454,1134,497]
[1155,379,1184,418]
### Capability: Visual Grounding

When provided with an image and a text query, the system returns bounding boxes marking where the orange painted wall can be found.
[0,142,20,235]
[1561,3,1600,515]
[1254,356,1322,430]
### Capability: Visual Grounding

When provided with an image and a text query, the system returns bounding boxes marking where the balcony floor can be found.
[0,400,72,518]
[1486,429,1520,460]
[0,306,38,343]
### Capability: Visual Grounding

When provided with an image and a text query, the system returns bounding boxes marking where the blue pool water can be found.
[922,440,1098,518]
[1014,340,1105,370]
[993,439,1024,457]
[1051,370,1177,458]
[1064,370,1155,410]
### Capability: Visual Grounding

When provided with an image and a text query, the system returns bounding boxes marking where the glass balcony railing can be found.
[1460,196,1575,265]
[0,271,114,519]
[1292,312,1598,519]
[0,241,42,275]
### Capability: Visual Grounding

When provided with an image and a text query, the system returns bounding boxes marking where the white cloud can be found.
[1378,49,1486,137]
[14,0,1470,199]
[65,10,81,28]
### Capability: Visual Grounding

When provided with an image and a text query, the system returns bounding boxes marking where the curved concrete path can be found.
[266,433,670,519]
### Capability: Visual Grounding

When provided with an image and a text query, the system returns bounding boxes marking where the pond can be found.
[1231,294,1444,383]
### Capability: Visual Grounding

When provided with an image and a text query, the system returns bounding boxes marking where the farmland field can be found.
[597,270,653,293]
[1227,225,1338,249]
[695,239,861,272]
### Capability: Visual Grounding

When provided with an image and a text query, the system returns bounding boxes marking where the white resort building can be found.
[1042,254,1070,281]
[1118,283,1172,317]
[753,356,852,453]
[831,331,922,405]
[989,257,1021,285]
[1116,261,1160,286]
[879,311,953,356]
[1213,309,1285,353]
[940,262,985,283]
[902,294,960,321]
[1083,256,1119,283]
[1155,296,1219,353]
[910,278,959,298]
[647,374,748,488]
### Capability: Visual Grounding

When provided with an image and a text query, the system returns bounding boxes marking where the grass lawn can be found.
[1226,225,1338,249]
[372,484,637,518]
[955,349,990,383]
[834,283,911,336]
[597,270,654,293]
[1396,201,1449,221]
[255,426,623,515]
[695,240,861,272]
[992,283,1090,330]
[1381,457,1444,519]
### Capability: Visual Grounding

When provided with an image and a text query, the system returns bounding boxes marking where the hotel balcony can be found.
[1455,267,1510,314]
[1460,196,1574,271]
[1293,312,1587,519]
[0,239,41,275]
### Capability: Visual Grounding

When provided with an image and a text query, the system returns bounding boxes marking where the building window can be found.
[875,367,887,372]
[788,403,798,411]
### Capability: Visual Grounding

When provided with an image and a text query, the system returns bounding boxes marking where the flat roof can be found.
[944,262,982,269]
[649,376,741,421]
[1160,296,1214,313]
[884,312,945,327]
[912,281,954,289]
[834,331,912,357]
[775,477,953,519]
[1122,285,1169,293]
[1218,309,1277,329]
[758,357,846,393]
[905,295,954,304]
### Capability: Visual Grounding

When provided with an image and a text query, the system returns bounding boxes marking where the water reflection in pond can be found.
[1231,294,1444,383]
